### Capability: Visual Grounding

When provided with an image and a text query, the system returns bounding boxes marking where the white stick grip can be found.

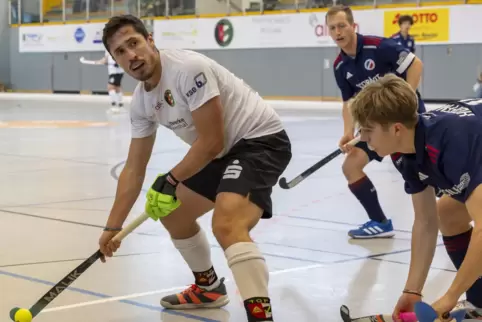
[112,212,150,242]
[345,137,360,146]
[347,136,360,146]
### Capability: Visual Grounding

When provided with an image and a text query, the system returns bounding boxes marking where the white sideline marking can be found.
[42,263,326,313]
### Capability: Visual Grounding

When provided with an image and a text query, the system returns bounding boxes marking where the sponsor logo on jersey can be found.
[194,72,207,88]
[397,51,409,66]
[167,118,188,130]
[356,74,381,89]
[186,87,197,98]
[186,72,208,97]
[164,89,175,107]
[439,173,471,196]
[154,101,163,110]
[214,19,234,47]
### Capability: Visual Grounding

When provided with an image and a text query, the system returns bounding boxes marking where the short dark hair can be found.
[326,5,354,24]
[102,14,150,52]
[398,15,414,26]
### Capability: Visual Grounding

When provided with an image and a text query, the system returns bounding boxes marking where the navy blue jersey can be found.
[391,98,482,203]
[391,32,415,53]
[333,33,425,112]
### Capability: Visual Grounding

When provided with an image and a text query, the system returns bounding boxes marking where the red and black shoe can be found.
[160,277,229,309]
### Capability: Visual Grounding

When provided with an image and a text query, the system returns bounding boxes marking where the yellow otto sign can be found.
[384,8,449,42]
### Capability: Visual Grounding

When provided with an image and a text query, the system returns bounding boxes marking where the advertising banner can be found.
[19,23,106,53]
[383,8,450,42]
[22,5,482,53]
[154,10,383,50]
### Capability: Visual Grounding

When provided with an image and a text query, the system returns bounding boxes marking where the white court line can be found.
[41,263,326,313]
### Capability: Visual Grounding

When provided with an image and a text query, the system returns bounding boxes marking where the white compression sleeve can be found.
[225,242,269,299]
[172,228,220,289]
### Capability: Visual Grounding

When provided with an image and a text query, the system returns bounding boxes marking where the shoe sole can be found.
[160,295,230,310]
[349,231,396,239]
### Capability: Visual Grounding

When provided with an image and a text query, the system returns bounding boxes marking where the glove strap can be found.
[167,172,179,187]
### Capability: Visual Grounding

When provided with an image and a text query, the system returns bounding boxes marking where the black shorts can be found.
[182,130,292,219]
[108,73,123,86]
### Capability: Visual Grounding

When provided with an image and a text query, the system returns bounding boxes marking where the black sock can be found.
[348,176,387,223]
[193,266,218,288]
[443,228,482,307]
[244,297,273,322]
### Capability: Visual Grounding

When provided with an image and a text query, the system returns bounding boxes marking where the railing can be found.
[8,0,478,25]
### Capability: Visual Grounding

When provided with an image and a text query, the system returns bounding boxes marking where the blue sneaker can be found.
[348,219,395,239]
[453,300,482,319]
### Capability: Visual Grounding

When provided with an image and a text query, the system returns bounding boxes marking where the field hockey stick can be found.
[340,305,417,322]
[79,56,100,65]
[10,212,150,320]
[279,137,360,189]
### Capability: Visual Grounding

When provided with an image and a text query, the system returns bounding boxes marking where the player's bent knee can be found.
[342,148,369,180]
[160,184,214,239]
[212,192,263,249]
[437,195,472,236]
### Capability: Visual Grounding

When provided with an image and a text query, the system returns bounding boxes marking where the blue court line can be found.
[0,244,447,322]
[0,209,157,236]
[277,214,414,233]
[260,241,357,257]
[0,244,443,322]
[370,257,457,273]
[0,270,220,322]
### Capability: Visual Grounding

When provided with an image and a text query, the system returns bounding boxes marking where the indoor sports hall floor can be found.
[0,97,459,322]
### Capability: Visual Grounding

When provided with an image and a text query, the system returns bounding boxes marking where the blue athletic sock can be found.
[348,176,387,223]
[443,228,482,307]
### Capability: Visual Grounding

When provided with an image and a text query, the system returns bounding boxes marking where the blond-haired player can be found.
[350,73,482,321]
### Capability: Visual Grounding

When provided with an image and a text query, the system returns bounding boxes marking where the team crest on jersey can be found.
[164,89,175,107]
[364,59,375,71]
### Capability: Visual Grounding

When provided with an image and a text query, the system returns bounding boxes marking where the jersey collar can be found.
[340,33,364,61]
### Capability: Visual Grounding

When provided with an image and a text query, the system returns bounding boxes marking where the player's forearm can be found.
[170,136,224,182]
[342,101,355,135]
[404,216,439,292]
[447,225,482,298]
[405,57,423,91]
[106,167,145,228]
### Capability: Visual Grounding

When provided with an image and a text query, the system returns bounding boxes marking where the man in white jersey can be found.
[95,50,125,112]
[97,15,292,322]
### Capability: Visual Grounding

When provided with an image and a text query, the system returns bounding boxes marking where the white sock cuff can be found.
[172,228,208,250]
[225,242,264,268]
[108,90,117,103]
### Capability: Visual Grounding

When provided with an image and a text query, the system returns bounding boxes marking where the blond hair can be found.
[326,5,354,24]
[350,74,419,129]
